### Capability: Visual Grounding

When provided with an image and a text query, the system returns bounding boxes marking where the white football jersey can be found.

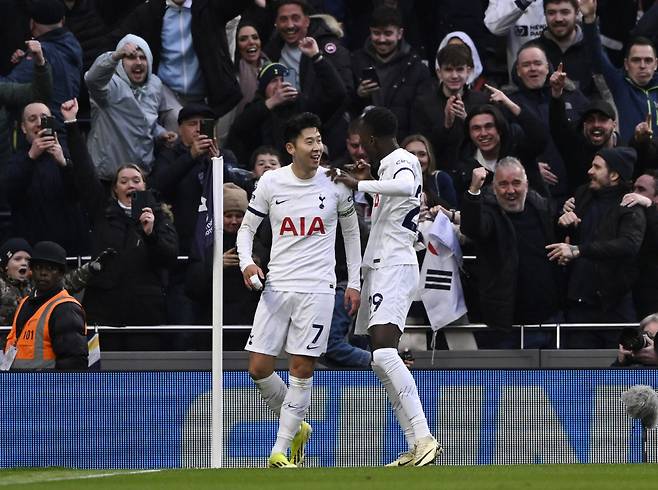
[359,148,422,269]
[243,166,356,293]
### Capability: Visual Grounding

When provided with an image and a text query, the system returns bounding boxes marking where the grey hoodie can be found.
[85,34,165,181]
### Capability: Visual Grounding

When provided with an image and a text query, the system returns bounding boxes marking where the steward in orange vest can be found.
[4,241,87,370]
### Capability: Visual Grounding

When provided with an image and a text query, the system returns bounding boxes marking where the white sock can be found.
[253,372,287,415]
[371,361,415,450]
[372,348,431,441]
[271,375,312,455]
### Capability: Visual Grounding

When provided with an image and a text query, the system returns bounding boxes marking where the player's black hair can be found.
[284,112,322,143]
[369,5,403,29]
[360,106,398,138]
[275,0,311,16]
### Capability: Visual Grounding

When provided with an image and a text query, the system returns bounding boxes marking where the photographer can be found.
[614,313,658,367]
[63,98,179,332]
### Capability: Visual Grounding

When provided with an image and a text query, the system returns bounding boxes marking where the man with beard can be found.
[460,158,562,348]
[265,0,352,157]
[85,35,176,184]
[533,0,597,96]
[580,0,658,142]
[227,45,347,165]
[510,43,588,202]
[351,5,431,140]
[549,62,618,195]
[546,147,646,347]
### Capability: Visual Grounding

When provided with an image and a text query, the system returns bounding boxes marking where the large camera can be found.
[619,327,649,352]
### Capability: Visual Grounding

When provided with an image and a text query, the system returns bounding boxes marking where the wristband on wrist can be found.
[311,52,323,62]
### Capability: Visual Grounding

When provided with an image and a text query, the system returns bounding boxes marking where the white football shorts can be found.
[354,264,419,335]
[245,290,334,357]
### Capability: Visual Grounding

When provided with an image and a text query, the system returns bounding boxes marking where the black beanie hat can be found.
[0,238,33,268]
[258,63,289,94]
[596,147,637,182]
[28,0,66,24]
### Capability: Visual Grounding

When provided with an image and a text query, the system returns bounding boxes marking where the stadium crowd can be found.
[1,0,658,362]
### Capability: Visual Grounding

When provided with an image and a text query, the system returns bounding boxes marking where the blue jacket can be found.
[3,28,82,122]
[583,20,658,143]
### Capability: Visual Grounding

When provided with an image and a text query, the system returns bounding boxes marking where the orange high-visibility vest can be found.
[5,290,86,370]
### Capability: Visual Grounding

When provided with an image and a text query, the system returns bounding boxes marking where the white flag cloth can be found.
[417,213,467,330]
[87,331,101,367]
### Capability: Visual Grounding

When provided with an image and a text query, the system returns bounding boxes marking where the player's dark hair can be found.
[360,106,398,138]
[370,5,403,28]
[249,145,284,169]
[284,112,322,143]
[436,44,473,69]
[275,0,311,16]
[625,36,657,59]
[542,0,578,11]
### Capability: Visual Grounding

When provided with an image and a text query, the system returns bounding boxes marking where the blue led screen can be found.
[1,370,656,468]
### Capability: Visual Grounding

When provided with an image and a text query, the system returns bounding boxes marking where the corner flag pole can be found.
[211,155,224,468]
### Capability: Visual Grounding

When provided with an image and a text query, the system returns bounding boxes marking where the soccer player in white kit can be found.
[237,112,362,468]
[333,107,443,466]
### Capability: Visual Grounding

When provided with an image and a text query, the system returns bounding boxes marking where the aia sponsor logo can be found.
[279,217,326,236]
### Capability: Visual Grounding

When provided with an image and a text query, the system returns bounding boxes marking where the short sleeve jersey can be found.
[247,166,355,292]
[362,148,422,269]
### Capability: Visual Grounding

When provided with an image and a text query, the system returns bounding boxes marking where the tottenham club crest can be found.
[318,195,326,209]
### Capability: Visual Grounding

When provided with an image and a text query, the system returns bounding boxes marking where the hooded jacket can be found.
[85,34,165,181]
[436,31,484,85]
[110,0,243,119]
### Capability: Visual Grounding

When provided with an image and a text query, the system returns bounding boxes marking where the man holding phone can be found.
[264,0,352,158]
[5,100,90,256]
[351,6,431,140]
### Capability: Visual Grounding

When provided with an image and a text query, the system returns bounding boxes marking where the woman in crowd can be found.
[62,98,178,329]
[402,134,458,219]
[234,20,270,117]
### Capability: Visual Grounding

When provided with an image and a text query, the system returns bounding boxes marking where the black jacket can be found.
[567,184,646,308]
[510,84,589,199]
[67,122,179,326]
[14,287,87,370]
[350,39,432,140]
[634,204,658,318]
[549,94,617,194]
[411,83,489,171]
[226,51,347,166]
[264,17,352,157]
[454,107,549,201]
[111,0,243,117]
[534,27,597,96]
[6,149,90,256]
[461,189,560,329]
